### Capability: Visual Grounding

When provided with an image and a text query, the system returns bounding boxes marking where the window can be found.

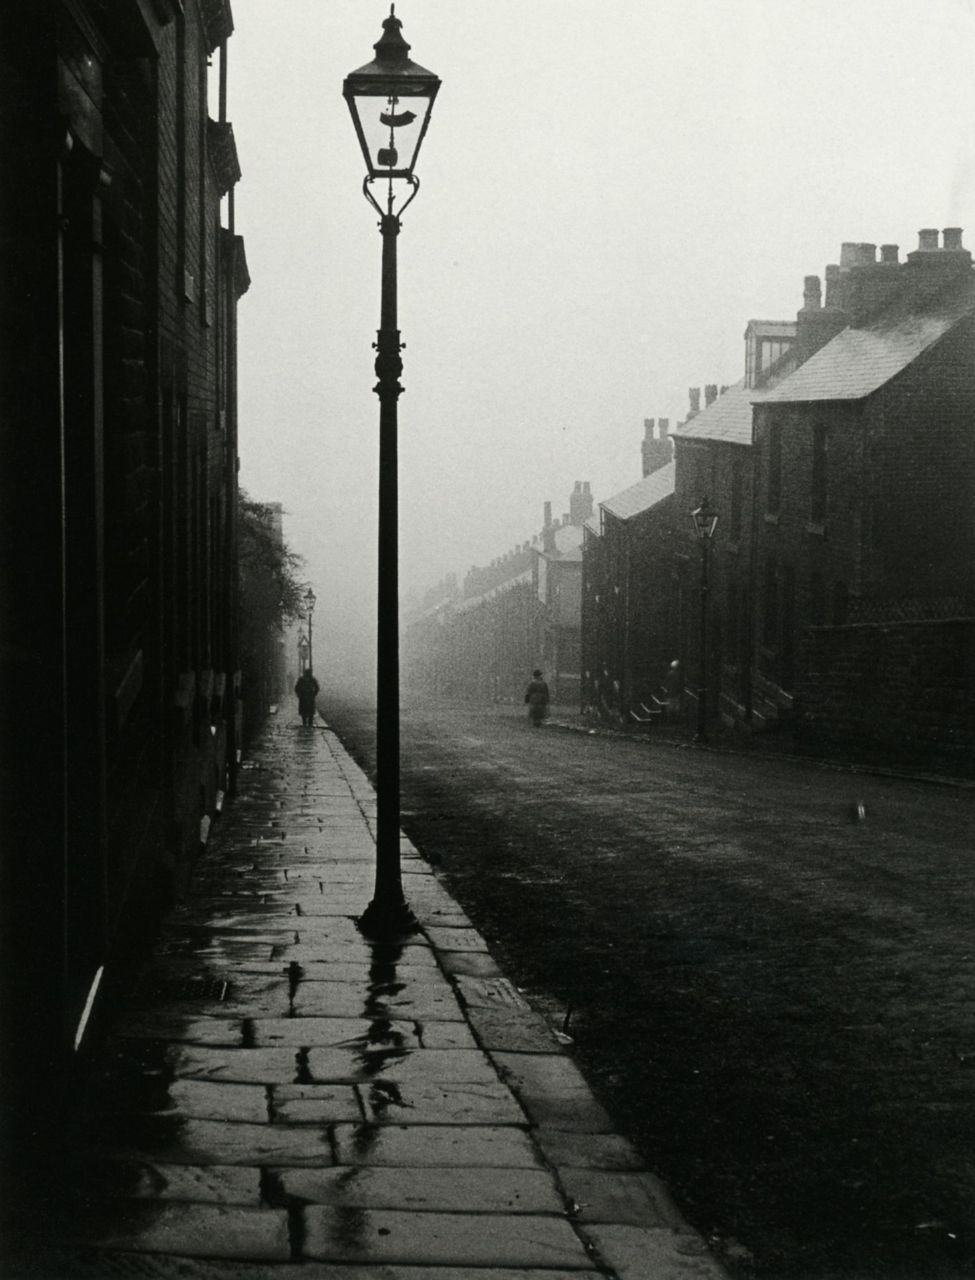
[811,422,828,524]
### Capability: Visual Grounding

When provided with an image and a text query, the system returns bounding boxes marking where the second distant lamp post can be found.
[303,587,317,674]
[343,6,440,936]
[691,498,719,743]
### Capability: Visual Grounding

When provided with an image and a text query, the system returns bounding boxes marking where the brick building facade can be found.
[0,0,248,1181]
[582,423,677,721]
[403,484,594,705]
[582,230,974,757]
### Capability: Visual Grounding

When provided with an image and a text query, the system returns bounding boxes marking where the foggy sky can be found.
[228,0,975,681]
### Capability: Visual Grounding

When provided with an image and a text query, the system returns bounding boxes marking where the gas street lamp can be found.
[344,7,440,937]
[303,587,317,675]
[691,497,718,744]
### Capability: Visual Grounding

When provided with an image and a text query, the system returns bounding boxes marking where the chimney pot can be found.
[644,418,654,439]
[880,244,899,264]
[943,227,964,251]
[543,501,552,526]
[688,387,701,414]
[704,384,718,406]
[803,275,822,309]
[918,228,939,251]
[658,418,669,437]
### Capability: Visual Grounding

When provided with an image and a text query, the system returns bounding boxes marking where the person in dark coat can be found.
[295,669,320,727]
[524,668,550,726]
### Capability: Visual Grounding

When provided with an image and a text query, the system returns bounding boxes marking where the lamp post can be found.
[691,497,718,744]
[344,7,440,937]
[303,587,317,675]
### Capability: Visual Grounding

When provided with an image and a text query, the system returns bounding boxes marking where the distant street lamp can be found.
[303,587,317,674]
[344,6,440,937]
[691,497,719,744]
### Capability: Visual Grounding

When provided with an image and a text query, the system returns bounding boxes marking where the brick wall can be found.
[797,618,975,762]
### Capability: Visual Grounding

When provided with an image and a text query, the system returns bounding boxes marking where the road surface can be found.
[322,691,975,1279]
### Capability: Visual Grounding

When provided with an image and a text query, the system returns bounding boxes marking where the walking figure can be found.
[295,669,320,727]
[524,668,550,727]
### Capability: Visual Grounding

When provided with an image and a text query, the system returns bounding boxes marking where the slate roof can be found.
[761,279,975,404]
[601,460,675,522]
[670,382,753,445]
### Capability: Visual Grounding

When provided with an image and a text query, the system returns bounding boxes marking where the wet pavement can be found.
[22,710,728,1279]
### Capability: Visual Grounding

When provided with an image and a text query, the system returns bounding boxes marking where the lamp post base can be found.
[357,896,419,940]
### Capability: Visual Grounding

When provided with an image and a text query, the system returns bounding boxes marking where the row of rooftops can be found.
[600,225,975,521]
[413,226,974,600]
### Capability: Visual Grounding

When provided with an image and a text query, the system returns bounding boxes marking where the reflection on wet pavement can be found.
[42,717,685,1277]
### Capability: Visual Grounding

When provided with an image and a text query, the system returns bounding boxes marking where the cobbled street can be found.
[324,691,975,1280]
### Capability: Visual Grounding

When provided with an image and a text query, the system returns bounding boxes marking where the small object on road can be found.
[849,801,867,822]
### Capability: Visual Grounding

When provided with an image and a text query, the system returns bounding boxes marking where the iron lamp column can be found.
[344,6,440,937]
[303,587,317,675]
[691,498,718,744]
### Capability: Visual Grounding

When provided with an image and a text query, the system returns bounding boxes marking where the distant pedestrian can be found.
[663,659,682,720]
[295,669,320,727]
[524,668,550,727]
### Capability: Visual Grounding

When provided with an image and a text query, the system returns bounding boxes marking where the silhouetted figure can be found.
[524,669,550,727]
[295,670,320,727]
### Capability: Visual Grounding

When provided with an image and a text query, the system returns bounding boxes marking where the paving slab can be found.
[422,926,490,953]
[293,983,465,1022]
[267,1084,364,1124]
[307,1047,500,1085]
[453,975,532,1010]
[558,1168,687,1228]
[332,1123,542,1169]
[532,1129,646,1171]
[465,1006,562,1053]
[74,1160,264,1206]
[301,1207,593,1268]
[584,1223,728,1278]
[249,1018,422,1050]
[358,1077,526,1126]
[98,1116,335,1167]
[272,1165,564,1214]
[492,1053,616,1132]
[437,951,504,978]
[68,1201,292,1261]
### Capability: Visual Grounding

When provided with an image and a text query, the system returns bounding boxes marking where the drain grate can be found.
[132,973,231,1003]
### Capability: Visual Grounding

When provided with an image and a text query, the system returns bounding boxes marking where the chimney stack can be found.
[704,384,718,406]
[880,244,899,264]
[840,242,877,268]
[824,263,841,308]
[641,419,672,477]
[943,227,964,251]
[918,228,939,252]
[802,275,822,310]
[688,387,701,417]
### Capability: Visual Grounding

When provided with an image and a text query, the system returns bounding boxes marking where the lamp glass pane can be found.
[351,87,433,176]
